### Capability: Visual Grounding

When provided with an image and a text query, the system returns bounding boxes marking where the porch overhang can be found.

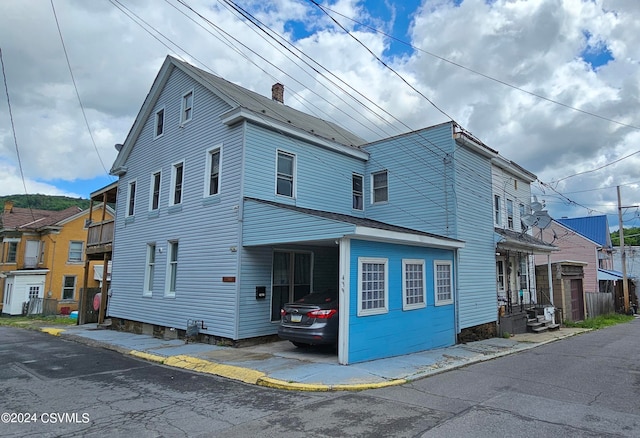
[242,198,464,250]
[494,228,558,254]
[598,268,634,281]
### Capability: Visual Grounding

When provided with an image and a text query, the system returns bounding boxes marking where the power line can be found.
[314,2,640,132]
[50,0,112,178]
[0,48,35,221]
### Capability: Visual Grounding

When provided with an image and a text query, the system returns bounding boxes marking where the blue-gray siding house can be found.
[108,56,465,364]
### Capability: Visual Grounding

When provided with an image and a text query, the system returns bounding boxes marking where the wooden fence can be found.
[585,292,614,318]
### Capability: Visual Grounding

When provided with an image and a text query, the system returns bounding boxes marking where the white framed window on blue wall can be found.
[276,150,295,197]
[434,260,453,306]
[170,160,185,206]
[165,240,179,297]
[154,107,165,138]
[149,171,161,211]
[181,90,193,124]
[358,257,388,316]
[204,144,222,197]
[126,179,136,217]
[143,243,156,297]
[402,259,426,310]
[371,170,388,203]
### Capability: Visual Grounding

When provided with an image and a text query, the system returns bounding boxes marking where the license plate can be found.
[291,314,302,323]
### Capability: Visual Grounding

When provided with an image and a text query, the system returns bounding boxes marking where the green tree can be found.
[611,227,640,246]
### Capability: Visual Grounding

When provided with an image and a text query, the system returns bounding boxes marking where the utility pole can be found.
[617,186,630,314]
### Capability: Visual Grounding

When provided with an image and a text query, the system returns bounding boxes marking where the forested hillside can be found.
[611,227,640,246]
[0,194,90,211]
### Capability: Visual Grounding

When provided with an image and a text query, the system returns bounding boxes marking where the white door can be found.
[26,285,43,315]
[25,241,40,268]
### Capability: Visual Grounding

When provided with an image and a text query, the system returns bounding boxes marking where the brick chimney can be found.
[3,200,13,214]
[271,83,284,104]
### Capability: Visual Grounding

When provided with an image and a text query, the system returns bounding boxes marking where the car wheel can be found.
[291,341,310,348]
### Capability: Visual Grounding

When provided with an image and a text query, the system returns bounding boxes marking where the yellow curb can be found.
[257,377,331,392]
[40,328,66,336]
[332,379,407,391]
[257,376,407,392]
[164,355,266,385]
[129,350,166,364]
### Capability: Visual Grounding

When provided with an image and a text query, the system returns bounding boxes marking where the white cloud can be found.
[0,0,638,224]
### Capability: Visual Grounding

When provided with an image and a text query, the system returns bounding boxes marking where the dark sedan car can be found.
[278,290,338,347]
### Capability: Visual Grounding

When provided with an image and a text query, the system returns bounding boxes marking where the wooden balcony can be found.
[86,219,114,258]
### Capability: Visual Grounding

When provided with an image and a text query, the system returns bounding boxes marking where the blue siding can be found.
[243,124,367,215]
[109,67,244,338]
[362,123,455,237]
[242,199,355,245]
[362,123,497,330]
[347,239,456,363]
[452,147,497,329]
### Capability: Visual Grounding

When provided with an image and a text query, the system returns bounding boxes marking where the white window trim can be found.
[164,240,178,297]
[68,241,84,263]
[180,89,194,125]
[149,170,162,212]
[506,198,514,229]
[203,144,223,198]
[169,160,185,206]
[494,195,502,226]
[275,149,296,198]
[371,170,388,204]
[434,260,454,306]
[402,259,426,311]
[352,173,364,211]
[143,243,155,297]
[154,107,165,139]
[357,257,389,316]
[126,179,137,217]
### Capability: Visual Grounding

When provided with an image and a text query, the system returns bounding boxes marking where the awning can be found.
[597,269,634,281]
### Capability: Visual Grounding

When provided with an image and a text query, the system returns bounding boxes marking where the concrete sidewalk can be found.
[40,324,590,391]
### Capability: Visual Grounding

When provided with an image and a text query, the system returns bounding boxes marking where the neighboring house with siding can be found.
[0,201,111,315]
[536,215,615,295]
[492,157,557,331]
[107,55,546,363]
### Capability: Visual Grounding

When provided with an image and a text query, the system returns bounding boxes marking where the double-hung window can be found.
[170,161,184,206]
[181,90,193,124]
[68,241,83,263]
[352,174,363,210]
[276,151,295,197]
[358,258,388,316]
[434,260,453,305]
[494,195,502,226]
[402,259,426,310]
[155,108,164,138]
[62,276,76,300]
[165,240,179,296]
[6,241,17,263]
[150,171,161,211]
[127,180,136,217]
[143,243,156,296]
[205,146,221,197]
[507,199,514,229]
[372,170,388,203]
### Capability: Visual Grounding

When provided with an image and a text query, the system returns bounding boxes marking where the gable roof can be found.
[555,215,611,247]
[1,205,83,232]
[111,56,365,174]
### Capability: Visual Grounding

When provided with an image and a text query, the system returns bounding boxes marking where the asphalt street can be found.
[1,319,639,437]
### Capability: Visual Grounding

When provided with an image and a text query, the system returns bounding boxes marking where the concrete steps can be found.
[527,314,560,333]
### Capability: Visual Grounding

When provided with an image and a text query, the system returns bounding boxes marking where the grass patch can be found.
[0,315,77,328]
[563,313,635,330]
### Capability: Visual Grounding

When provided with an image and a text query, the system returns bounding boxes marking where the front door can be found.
[26,284,43,315]
[570,279,585,321]
[271,251,312,321]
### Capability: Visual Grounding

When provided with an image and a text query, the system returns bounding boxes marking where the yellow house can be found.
[0,201,113,315]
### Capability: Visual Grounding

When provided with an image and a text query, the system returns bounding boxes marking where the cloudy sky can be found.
[1,0,639,230]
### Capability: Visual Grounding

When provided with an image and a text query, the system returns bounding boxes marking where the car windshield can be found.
[295,290,337,304]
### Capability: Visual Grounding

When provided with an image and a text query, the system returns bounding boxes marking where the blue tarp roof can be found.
[556,215,610,246]
[598,268,635,280]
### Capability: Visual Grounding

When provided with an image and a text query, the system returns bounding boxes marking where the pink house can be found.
[535,215,614,295]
